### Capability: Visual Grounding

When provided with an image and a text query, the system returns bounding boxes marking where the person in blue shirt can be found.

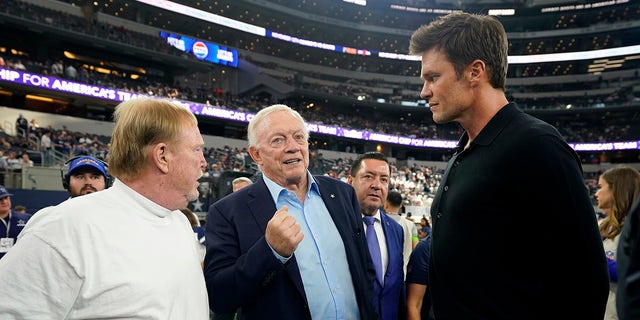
[0,184,31,259]
[205,104,376,320]
[406,235,433,320]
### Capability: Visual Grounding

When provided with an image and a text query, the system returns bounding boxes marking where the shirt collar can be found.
[262,171,319,204]
[456,102,518,151]
[362,209,382,223]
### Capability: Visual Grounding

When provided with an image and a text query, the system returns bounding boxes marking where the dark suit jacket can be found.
[204,174,377,320]
[373,211,406,320]
[617,196,640,320]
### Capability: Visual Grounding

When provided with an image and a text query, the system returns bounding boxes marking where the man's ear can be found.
[153,143,170,174]
[248,145,261,166]
[347,175,354,186]
[468,59,485,79]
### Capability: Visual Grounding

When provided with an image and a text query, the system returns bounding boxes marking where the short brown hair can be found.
[409,12,508,91]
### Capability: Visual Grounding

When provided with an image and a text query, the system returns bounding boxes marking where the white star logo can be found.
[191,198,204,212]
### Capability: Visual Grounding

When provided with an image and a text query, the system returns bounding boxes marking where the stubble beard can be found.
[185,188,200,203]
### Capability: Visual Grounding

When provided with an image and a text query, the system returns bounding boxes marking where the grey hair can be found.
[247,104,309,148]
[232,176,253,186]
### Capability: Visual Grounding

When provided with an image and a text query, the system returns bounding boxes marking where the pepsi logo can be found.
[192,42,208,59]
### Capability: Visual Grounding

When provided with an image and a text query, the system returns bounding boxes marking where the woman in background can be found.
[595,165,640,319]
[418,216,431,239]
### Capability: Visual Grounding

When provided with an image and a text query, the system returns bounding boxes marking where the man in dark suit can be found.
[204,104,377,320]
[348,151,406,320]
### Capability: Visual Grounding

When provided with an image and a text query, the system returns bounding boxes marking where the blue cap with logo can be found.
[68,156,107,178]
[0,185,13,199]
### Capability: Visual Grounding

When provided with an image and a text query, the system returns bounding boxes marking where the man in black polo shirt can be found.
[408,12,608,319]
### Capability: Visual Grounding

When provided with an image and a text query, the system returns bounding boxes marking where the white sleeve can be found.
[17,206,54,240]
[0,233,82,318]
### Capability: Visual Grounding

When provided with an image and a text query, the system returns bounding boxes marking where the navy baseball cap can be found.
[68,156,107,177]
[0,185,13,199]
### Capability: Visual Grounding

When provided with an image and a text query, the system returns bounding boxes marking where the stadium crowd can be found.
[2,0,639,110]
[0,0,637,210]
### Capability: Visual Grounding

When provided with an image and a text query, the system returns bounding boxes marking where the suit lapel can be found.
[318,179,354,243]
[379,213,401,281]
[246,179,275,229]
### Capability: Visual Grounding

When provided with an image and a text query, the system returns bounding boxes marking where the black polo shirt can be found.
[429,103,609,319]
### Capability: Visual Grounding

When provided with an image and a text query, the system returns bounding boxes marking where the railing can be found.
[0,170,21,189]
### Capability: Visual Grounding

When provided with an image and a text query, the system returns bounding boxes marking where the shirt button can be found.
[444,185,449,191]
[436,212,442,218]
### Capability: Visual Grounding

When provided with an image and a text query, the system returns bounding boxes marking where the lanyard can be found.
[1,212,10,238]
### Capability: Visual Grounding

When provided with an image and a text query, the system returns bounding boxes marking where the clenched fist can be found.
[265,205,304,257]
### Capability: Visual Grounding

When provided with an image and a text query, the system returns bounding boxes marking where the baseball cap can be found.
[0,185,13,198]
[67,156,107,178]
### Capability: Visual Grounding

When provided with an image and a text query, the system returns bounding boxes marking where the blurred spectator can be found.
[0,150,8,172]
[15,114,28,138]
[12,60,26,71]
[40,130,53,166]
[20,153,33,168]
[231,176,252,192]
[29,119,40,133]
[65,63,77,80]
[51,60,63,77]
[384,189,419,278]
[417,216,431,240]
[0,185,32,260]
[6,151,21,170]
[208,163,222,178]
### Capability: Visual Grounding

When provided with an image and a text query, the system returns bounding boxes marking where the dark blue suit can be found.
[373,211,406,320]
[204,175,377,320]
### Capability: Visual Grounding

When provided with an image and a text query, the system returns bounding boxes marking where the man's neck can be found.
[0,210,10,219]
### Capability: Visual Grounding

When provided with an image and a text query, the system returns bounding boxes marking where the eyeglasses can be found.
[268,133,307,148]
